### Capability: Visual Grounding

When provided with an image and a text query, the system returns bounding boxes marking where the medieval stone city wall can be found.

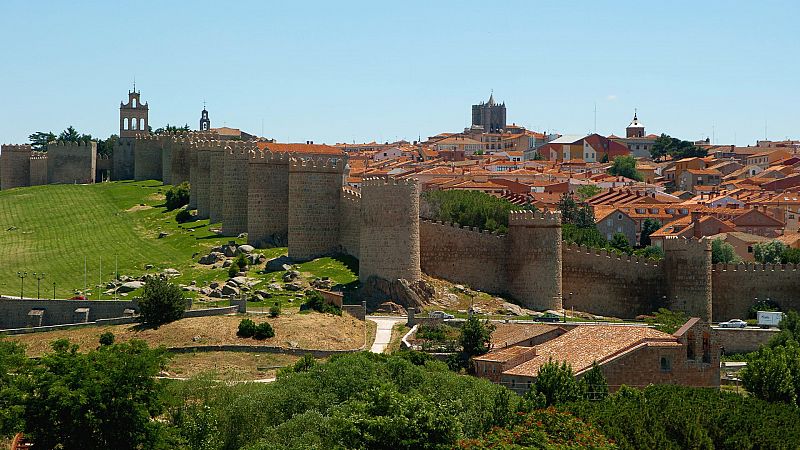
[663,237,713,321]
[187,142,199,209]
[221,142,252,236]
[95,155,112,182]
[112,139,135,181]
[160,135,173,185]
[0,144,32,190]
[169,137,191,185]
[287,156,345,261]
[133,135,162,181]
[29,152,48,186]
[338,188,361,259]
[46,141,97,185]
[420,220,507,293]
[712,263,800,321]
[359,177,421,282]
[562,245,666,318]
[208,144,225,223]
[195,143,212,219]
[247,150,290,247]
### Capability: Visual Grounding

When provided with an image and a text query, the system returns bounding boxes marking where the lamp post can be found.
[33,272,46,299]
[17,272,27,299]
[53,282,56,300]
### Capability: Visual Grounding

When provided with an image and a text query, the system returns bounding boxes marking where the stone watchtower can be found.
[0,144,33,190]
[359,177,421,283]
[221,141,253,236]
[194,140,212,219]
[287,156,346,261]
[247,150,290,248]
[119,88,148,140]
[663,237,713,321]
[506,210,563,311]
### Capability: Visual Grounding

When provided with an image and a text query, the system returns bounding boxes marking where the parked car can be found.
[719,319,747,328]
[535,313,562,323]
[429,311,454,319]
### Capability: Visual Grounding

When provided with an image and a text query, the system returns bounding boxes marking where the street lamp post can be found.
[17,272,27,299]
[53,282,56,300]
[33,272,46,299]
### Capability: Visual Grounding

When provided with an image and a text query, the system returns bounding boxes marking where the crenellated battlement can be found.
[563,243,664,267]
[225,141,256,159]
[361,176,419,190]
[1,144,33,153]
[29,151,48,161]
[47,140,96,148]
[249,149,291,164]
[713,262,800,272]
[420,219,505,237]
[341,187,362,204]
[288,155,345,172]
[508,209,561,226]
[662,236,711,252]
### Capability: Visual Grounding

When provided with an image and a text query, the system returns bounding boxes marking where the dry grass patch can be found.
[9,312,366,356]
[166,351,301,380]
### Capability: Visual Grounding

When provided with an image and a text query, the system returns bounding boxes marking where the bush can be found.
[237,319,257,338]
[137,276,188,327]
[165,182,190,211]
[236,253,248,270]
[303,290,341,315]
[422,190,524,234]
[175,208,193,223]
[253,322,275,340]
[227,264,238,279]
[99,331,115,346]
[269,303,281,318]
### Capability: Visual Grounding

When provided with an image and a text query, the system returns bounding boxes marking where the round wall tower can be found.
[247,149,290,248]
[506,210,563,311]
[221,141,252,236]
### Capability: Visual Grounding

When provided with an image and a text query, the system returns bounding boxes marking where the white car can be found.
[719,319,747,328]
[429,311,455,319]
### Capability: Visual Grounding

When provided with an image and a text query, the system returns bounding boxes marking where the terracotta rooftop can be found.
[474,346,535,363]
[256,142,343,155]
[502,325,678,377]
[491,323,562,349]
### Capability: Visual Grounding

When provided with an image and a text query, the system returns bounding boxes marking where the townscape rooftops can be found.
[490,323,562,349]
[256,142,343,155]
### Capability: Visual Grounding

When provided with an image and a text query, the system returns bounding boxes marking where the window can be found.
[618,214,623,220]
[660,356,672,372]
[511,379,516,388]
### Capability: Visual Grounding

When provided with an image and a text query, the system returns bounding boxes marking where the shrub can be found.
[530,360,586,406]
[416,324,446,341]
[175,208,193,223]
[237,319,257,338]
[137,276,188,326]
[253,322,275,340]
[421,190,522,234]
[227,264,238,279]
[99,332,115,346]
[165,182,190,211]
[269,303,281,318]
[303,290,341,315]
[236,253,248,270]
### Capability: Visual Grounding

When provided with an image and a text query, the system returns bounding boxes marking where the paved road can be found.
[367,316,407,354]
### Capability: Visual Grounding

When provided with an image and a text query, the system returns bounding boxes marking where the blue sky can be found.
[0,0,797,146]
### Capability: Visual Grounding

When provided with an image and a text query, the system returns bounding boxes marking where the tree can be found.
[639,218,661,247]
[609,232,632,254]
[99,332,115,346]
[650,134,671,161]
[574,204,596,229]
[741,341,800,406]
[0,340,27,436]
[783,247,800,264]
[58,125,91,143]
[531,360,586,406]
[576,185,602,201]
[769,310,800,348]
[650,133,707,161]
[165,182,190,211]
[583,363,609,401]
[754,240,788,264]
[711,238,739,264]
[153,124,190,134]
[634,245,664,260]
[137,276,189,326]
[21,339,169,450]
[646,308,687,334]
[28,131,56,150]
[422,190,517,234]
[557,193,579,224]
[607,155,643,181]
[459,314,495,360]
[562,223,607,248]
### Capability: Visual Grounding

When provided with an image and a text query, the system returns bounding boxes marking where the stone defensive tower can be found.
[664,237,713,321]
[221,141,252,236]
[133,134,162,181]
[119,88,148,140]
[208,141,225,223]
[195,141,212,219]
[0,144,33,190]
[29,151,48,186]
[112,139,135,180]
[358,177,421,283]
[247,149,290,247]
[506,210,563,311]
[46,141,97,185]
[287,156,346,261]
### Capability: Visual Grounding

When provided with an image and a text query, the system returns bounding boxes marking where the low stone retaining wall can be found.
[713,327,778,354]
[342,303,366,321]
[167,344,366,358]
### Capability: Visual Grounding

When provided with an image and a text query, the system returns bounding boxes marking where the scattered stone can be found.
[6,226,18,231]
[502,302,527,316]
[209,290,223,298]
[199,252,225,265]
[158,232,169,239]
[210,281,220,289]
[361,276,435,309]
[238,233,248,239]
[192,335,202,342]
[222,242,238,257]
[311,277,334,290]
[237,244,255,254]
[230,276,249,287]
[118,281,144,293]
[443,293,460,305]
[265,255,293,272]
[163,268,180,277]
[282,270,300,282]
[221,284,240,296]
[375,301,407,315]
[222,259,233,268]
[454,284,466,293]
[285,282,303,291]
[247,253,265,265]
[144,264,154,270]
[255,290,271,299]
[190,280,197,286]
[200,287,212,295]
[268,283,283,291]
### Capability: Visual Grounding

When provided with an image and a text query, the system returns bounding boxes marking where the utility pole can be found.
[17,271,27,299]
[53,282,56,300]
[34,272,45,299]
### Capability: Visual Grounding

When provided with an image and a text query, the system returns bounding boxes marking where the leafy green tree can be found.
[0,340,28,436]
[531,360,586,406]
[58,125,92,143]
[783,247,800,264]
[639,218,661,247]
[583,362,609,401]
[253,322,275,340]
[28,131,56,150]
[770,310,800,348]
[236,253,248,270]
[574,204,596,229]
[99,331,115,346]
[562,223,607,248]
[609,232,632,254]
[711,238,739,264]
[558,193,579,224]
[607,155,643,181]
[96,134,118,157]
[741,341,800,405]
[459,314,495,360]
[165,182,190,211]
[21,339,169,450]
[154,124,191,134]
[650,133,707,161]
[138,276,189,326]
[650,134,671,161]
[269,302,281,318]
[576,184,602,201]
[646,308,687,334]
[237,319,257,337]
[302,290,341,315]
[754,240,788,264]
[634,245,664,260]
[422,190,520,234]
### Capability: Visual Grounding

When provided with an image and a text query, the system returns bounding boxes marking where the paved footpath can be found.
[367,316,407,354]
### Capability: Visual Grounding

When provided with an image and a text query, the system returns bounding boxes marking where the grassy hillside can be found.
[0,181,253,298]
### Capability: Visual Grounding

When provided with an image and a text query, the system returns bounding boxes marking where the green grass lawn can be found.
[0,181,246,299]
